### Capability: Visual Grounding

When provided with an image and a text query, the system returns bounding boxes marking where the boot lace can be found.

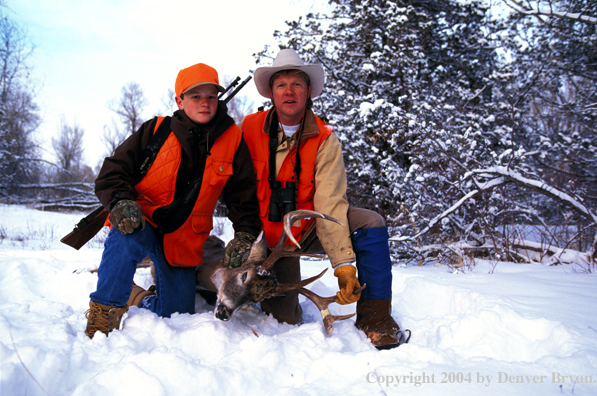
[85,304,118,336]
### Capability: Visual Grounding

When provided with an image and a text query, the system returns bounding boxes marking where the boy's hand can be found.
[224,232,256,268]
[109,200,145,235]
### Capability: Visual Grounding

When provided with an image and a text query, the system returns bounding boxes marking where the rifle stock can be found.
[60,206,109,250]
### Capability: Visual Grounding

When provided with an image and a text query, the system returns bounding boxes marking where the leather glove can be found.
[224,232,257,268]
[334,265,362,305]
[109,200,145,235]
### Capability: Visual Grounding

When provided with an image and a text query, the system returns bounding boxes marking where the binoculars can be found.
[269,181,296,222]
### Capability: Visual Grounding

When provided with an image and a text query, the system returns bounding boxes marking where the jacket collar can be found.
[262,107,320,142]
[171,102,234,157]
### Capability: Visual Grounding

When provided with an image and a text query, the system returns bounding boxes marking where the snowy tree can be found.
[500,0,597,252]
[256,1,509,254]
[255,0,597,264]
[0,10,42,193]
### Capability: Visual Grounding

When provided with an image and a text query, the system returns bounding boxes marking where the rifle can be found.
[60,206,109,250]
[220,76,252,105]
[60,75,253,250]
[218,76,241,99]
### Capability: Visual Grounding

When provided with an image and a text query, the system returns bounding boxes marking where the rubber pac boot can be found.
[356,298,410,350]
[127,283,156,307]
[84,301,128,338]
[352,227,410,349]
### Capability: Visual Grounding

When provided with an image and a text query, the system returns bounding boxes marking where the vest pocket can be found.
[209,159,233,186]
[191,213,213,234]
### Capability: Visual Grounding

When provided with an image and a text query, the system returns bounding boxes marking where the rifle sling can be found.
[136,116,172,182]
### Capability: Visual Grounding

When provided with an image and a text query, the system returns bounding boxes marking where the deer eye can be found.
[241,272,248,283]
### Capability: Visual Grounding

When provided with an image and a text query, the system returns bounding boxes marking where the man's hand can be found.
[224,232,257,268]
[334,265,362,305]
[109,200,145,235]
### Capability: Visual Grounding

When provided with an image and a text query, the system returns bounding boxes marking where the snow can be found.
[466,166,597,224]
[1,204,597,396]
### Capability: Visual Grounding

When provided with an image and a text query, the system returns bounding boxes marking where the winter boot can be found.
[356,297,410,350]
[84,301,128,338]
[352,226,410,350]
[127,283,156,307]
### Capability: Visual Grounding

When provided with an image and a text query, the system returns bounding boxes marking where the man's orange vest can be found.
[134,116,241,267]
[242,110,332,247]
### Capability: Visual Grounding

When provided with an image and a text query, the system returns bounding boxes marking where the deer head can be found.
[210,232,278,321]
[197,210,364,334]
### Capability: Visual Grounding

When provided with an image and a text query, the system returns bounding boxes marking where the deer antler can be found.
[299,285,366,335]
[258,210,343,274]
[273,268,366,335]
[259,210,365,335]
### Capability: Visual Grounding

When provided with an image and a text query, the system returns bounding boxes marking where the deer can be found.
[195,210,365,335]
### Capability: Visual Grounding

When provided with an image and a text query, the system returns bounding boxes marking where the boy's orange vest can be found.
[134,116,241,267]
[242,110,332,247]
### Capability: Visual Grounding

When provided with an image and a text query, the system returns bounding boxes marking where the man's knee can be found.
[347,207,386,231]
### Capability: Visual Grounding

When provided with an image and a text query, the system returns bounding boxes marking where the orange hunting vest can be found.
[134,116,241,267]
[242,110,332,247]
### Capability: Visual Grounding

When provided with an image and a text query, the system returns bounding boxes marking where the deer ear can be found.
[245,231,268,263]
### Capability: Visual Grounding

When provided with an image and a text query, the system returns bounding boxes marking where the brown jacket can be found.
[96,104,262,238]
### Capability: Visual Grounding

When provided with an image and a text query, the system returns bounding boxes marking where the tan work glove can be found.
[224,232,257,268]
[109,200,145,235]
[334,265,362,305]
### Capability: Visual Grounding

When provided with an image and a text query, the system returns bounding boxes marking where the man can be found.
[85,62,262,338]
[241,49,410,349]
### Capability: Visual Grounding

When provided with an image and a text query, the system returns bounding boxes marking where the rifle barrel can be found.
[222,76,253,105]
[218,76,241,99]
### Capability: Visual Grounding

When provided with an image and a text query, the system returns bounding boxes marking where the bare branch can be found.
[504,0,597,25]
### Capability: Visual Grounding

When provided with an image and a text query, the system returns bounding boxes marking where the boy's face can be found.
[176,84,218,124]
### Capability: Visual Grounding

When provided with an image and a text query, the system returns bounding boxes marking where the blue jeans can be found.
[90,225,196,317]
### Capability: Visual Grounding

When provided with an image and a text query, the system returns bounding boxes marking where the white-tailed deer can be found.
[195,210,364,335]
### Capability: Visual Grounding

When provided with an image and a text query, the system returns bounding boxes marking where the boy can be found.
[85,62,261,338]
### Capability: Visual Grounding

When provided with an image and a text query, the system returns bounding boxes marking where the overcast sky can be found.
[6,0,319,168]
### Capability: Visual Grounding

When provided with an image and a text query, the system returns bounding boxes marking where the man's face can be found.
[269,72,311,125]
[175,84,218,124]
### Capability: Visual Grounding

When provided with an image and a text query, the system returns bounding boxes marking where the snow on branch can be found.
[391,189,481,242]
[504,0,597,25]
[465,166,597,224]
[391,175,508,243]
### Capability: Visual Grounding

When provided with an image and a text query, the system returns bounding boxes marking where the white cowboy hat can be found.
[254,49,325,99]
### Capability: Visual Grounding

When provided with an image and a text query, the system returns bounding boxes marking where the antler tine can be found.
[282,210,343,250]
[259,210,343,274]
[273,268,328,294]
[298,288,356,336]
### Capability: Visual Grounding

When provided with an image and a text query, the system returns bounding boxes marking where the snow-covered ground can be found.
[1,204,596,396]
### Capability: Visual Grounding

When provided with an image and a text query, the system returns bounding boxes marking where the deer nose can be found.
[215,304,232,321]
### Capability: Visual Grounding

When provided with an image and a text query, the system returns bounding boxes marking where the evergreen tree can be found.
[504,0,597,215]
[256,0,597,262]
[256,0,507,242]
